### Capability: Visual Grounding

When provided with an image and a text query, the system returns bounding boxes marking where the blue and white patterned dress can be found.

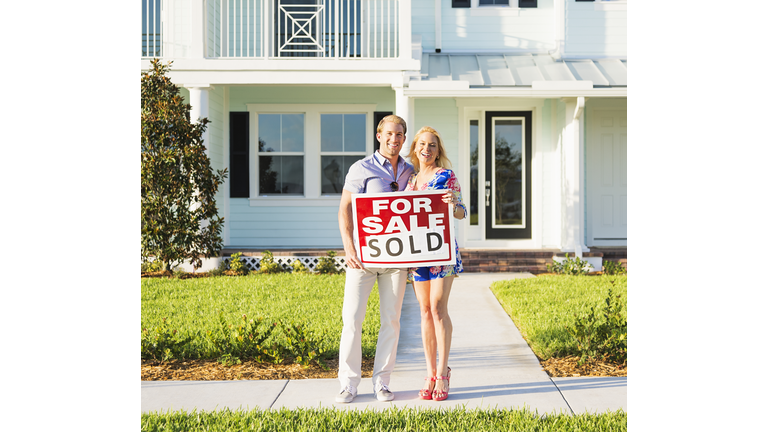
[405,168,466,282]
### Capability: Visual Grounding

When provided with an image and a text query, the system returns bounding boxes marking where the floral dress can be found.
[405,168,466,282]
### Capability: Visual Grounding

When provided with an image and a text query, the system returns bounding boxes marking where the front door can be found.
[484,111,532,239]
[587,108,627,245]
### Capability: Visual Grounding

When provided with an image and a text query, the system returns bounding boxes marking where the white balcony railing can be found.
[205,0,400,59]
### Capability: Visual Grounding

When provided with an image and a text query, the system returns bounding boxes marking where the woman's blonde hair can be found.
[409,126,452,173]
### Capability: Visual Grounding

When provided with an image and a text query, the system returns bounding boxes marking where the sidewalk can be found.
[141,273,627,415]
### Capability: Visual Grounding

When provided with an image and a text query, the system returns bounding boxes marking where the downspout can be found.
[550,0,565,60]
[435,0,442,53]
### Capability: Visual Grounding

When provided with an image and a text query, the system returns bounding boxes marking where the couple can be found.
[336,115,467,403]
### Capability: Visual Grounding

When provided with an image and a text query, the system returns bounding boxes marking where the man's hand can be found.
[339,190,364,269]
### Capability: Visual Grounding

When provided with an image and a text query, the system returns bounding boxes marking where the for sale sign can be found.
[351,190,455,268]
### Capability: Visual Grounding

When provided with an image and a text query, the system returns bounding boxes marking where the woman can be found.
[405,126,466,401]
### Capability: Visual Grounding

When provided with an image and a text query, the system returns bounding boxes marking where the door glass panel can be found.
[469,120,479,225]
[493,119,524,227]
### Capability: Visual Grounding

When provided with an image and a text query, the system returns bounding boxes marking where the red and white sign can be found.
[351,190,455,268]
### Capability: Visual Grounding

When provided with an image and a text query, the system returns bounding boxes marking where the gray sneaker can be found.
[335,385,357,403]
[375,384,395,402]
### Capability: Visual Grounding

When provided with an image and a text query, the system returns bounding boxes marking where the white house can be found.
[141,0,627,272]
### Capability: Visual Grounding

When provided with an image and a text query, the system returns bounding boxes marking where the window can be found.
[320,114,367,194]
[258,114,305,195]
[478,0,509,5]
[468,120,479,226]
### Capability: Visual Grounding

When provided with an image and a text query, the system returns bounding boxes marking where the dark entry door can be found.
[484,111,532,239]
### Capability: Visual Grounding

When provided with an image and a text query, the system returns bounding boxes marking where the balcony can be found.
[141,0,409,61]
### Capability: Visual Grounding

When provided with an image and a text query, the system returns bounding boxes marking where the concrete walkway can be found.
[142,273,627,415]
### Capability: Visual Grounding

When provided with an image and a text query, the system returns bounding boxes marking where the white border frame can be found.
[490,116,527,230]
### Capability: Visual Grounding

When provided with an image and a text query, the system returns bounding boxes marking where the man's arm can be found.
[339,189,363,269]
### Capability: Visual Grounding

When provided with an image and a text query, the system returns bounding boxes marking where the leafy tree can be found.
[141,59,227,271]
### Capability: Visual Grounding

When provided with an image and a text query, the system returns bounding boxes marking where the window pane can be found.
[494,119,523,226]
[281,114,304,152]
[260,156,304,195]
[321,114,343,152]
[479,0,508,4]
[469,120,479,225]
[344,114,366,152]
[258,114,281,152]
[321,155,364,194]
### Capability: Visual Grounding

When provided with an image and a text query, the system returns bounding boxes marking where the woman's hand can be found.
[442,192,458,205]
[443,192,466,220]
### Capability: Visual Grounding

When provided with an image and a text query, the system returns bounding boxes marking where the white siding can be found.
[413,98,460,166]
[413,0,556,53]
[208,86,226,209]
[229,201,343,247]
[565,2,627,57]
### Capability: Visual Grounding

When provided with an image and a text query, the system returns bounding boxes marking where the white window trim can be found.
[245,103,376,206]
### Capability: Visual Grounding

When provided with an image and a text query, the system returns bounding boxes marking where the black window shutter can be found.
[452,0,471,7]
[373,111,393,152]
[519,0,537,7]
[229,112,250,198]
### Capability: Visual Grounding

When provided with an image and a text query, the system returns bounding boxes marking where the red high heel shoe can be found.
[419,376,435,400]
[432,367,451,401]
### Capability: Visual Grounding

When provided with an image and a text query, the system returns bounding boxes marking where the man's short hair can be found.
[377,114,407,135]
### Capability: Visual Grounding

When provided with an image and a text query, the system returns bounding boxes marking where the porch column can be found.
[561,97,589,257]
[393,84,414,158]
[187,85,211,154]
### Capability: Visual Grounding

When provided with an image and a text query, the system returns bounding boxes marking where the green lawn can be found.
[489,275,628,361]
[141,274,382,359]
[141,406,627,432]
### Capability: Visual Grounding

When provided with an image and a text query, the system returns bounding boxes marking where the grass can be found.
[141,273,383,359]
[489,275,627,361]
[141,406,627,432]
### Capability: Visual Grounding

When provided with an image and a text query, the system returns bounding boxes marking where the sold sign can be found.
[351,190,455,268]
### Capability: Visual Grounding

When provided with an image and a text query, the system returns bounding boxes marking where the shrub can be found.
[565,287,627,365]
[316,250,343,275]
[141,59,227,272]
[228,252,250,276]
[205,312,276,364]
[258,250,284,274]
[141,259,165,273]
[281,321,327,367]
[291,259,310,274]
[141,318,193,362]
[603,260,627,275]
[547,253,593,275]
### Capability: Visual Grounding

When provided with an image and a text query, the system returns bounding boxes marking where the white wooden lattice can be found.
[224,255,347,272]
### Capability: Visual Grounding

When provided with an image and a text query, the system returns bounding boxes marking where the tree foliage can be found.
[141,59,227,271]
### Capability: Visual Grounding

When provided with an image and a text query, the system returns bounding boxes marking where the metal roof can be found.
[417,54,626,88]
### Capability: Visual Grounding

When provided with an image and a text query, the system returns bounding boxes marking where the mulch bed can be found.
[539,356,626,377]
[141,356,624,380]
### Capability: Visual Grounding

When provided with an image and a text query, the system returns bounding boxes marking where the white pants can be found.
[337,266,407,391]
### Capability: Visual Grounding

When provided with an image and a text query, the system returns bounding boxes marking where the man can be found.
[335,115,414,403]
